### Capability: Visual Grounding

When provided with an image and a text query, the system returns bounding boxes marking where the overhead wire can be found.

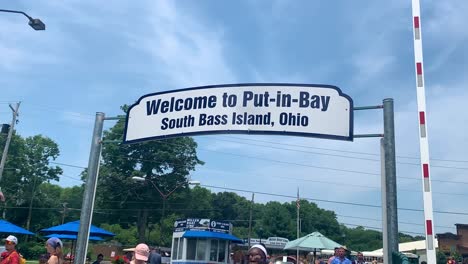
[335,214,454,229]
[200,184,468,216]
[101,145,468,185]
[340,222,425,236]
[218,136,468,163]
[211,138,468,170]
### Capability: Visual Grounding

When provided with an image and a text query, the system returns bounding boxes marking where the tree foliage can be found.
[94,110,203,242]
[0,133,63,230]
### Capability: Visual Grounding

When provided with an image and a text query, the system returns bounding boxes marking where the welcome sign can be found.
[123,83,354,143]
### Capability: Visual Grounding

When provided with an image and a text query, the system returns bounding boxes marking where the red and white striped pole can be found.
[411,1,436,263]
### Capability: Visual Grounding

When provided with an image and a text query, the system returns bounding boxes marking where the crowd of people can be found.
[1,235,467,264]
[1,235,64,264]
[0,234,167,264]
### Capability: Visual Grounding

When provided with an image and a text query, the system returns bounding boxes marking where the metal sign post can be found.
[75,113,105,264]
[75,114,124,264]
[355,98,398,264]
[383,99,398,264]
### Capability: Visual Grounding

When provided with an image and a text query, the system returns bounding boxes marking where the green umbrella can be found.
[284,231,342,251]
[284,231,342,264]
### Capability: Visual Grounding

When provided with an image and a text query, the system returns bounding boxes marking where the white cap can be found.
[249,244,268,258]
[5,235,18,245]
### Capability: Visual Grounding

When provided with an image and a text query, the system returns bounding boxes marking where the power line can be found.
[273,176,468,196]
[335,214,453,229]
[200,184,468,216]
[47,135,468,186]
[106,140,468,184]
[212,138,468,170]
[219,136,468,163]
[59,174,83,182]
[50,161,87,169]
[341,222,425,236]
[53,149,468,186]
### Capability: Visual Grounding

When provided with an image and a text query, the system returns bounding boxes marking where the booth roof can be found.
[182,230,243,244]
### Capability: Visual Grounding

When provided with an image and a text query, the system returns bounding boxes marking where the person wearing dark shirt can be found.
[148,248,161,264]
[92,254,104,264]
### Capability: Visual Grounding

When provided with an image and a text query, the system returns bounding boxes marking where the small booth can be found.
[171,218,243,264]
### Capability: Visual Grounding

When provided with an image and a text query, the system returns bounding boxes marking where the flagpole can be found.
[297,187,300,264]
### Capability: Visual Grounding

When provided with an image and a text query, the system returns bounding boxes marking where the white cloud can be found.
[124,1,236,88]
[425,1,468,39]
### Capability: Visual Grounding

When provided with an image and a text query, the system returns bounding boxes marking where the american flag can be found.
[0,188,5,202]
[296,188,300,209]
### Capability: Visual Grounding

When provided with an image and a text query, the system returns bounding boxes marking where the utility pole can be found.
[25,175,39,236]
[62,202,68,224]
[248,192,254,248]
[296,188,300,264]
[0,102,21,191]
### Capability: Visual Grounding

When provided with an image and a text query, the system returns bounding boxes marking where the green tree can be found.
[1,134,63,231]
[211,192,251,227]
[100,223,138,246]
[291,200,342,240]
[437,250,447,264]
[95,112,203,243]
[342,226,383,251]
[180,186,213,218]
[257,201,294,239]
[59,185,84,222]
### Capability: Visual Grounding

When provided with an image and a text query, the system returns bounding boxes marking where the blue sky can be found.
[1,1,467,238]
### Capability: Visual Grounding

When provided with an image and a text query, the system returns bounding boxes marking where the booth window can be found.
[186,239,196,260]
[210,240,218,261]
[209,240,226,262]
[196,239,207,260]
[178,237,184,259]
[218,240,226,262]
[172,238,179,260]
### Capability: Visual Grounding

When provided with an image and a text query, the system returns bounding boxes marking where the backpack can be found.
[18,254,26,264]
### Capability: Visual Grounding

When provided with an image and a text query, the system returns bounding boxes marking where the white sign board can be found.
[124,84,353,143]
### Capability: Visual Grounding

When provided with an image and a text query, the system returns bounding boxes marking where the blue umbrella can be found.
[44,234,103,241]
[0,220,34,235]
[41,220,115,237]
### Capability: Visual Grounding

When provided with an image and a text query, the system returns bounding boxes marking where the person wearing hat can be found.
[331,246,351,264]
[247,244,268,264]
[1,235,19,264]
[131,244,150,264]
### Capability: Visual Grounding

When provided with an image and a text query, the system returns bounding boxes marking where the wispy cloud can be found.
[124,1,236,88]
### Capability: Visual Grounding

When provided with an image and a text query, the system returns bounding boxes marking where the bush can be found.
[19,242,45,260]
[437,251,447,264]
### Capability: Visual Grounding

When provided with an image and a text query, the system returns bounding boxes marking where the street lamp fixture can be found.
[188,180,200,186]
[4,168,21,173]
[0,9,46,30]
[131,176,200,189]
